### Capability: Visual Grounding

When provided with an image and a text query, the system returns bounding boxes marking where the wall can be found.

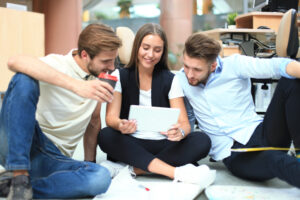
[0,7,44,92]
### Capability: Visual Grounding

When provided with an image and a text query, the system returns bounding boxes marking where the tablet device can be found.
[128,105,180,132]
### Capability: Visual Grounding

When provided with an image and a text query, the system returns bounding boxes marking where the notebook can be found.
[94,166,215,200]
[128,105,180,132]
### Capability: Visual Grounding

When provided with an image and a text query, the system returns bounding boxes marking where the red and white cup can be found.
[98,73,118,89]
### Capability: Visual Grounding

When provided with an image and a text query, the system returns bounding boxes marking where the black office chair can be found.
[276,8,300,59]
[251,9,300,114]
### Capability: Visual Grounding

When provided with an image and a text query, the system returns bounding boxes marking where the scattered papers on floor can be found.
[205,185,300,200]
[94,166,215,200]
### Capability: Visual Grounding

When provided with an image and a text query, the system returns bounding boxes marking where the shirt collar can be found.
[215,56,223,74]
[68,49,92,80]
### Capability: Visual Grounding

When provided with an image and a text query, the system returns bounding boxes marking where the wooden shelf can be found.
[202,28,275,41]
[235,11,300,33]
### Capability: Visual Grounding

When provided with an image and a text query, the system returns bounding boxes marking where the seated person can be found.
[177,32,300,188]
[0,24,121,199]
[98,23,213,184]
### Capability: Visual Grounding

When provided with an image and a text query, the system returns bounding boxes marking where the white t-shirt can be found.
[111,69,184,140]
[37,50,98,157]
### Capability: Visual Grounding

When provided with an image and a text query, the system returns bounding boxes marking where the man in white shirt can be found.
[0,23,121,199]
[176,33,300,188]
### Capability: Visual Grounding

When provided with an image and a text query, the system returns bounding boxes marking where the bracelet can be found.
[179,128,185,138]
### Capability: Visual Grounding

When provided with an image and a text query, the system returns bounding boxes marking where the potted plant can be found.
[117,0,132,18]
[227,12,238,29]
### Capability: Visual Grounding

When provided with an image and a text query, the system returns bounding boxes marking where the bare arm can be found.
[286,61,300,78]
[7,55,113,102]
[162,97,191,141]
[106,91,136,133]
[84,102,102,162]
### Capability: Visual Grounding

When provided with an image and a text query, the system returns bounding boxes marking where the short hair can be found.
[126,23,169,70]
[184,33,221,64]
[78,23,122,59]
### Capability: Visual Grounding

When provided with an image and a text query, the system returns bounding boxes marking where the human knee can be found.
[98,127,119,148]
[192,132,212,152]
[11,73,39,99]
[278,77,300,93]
[83,164,111,196]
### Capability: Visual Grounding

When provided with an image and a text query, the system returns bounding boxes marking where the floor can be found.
[0,154,292,200]
[0,103,295,199]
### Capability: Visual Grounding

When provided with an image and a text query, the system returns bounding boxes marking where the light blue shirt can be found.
[176,54,294,161]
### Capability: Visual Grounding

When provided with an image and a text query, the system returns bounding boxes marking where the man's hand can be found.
[119,119,137,134]
[73,79,114,103]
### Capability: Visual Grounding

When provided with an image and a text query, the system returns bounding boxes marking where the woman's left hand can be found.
[161,123,184,141]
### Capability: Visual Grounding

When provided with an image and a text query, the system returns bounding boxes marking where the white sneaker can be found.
[174,164,216,187]
[100,160,126,178]
[100,160,135,178]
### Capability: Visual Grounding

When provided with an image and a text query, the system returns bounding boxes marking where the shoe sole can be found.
[0,171,13,197]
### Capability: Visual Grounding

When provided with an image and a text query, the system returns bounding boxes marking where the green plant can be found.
[227,12,238,25]
[117,0,132,16]
[94,11,109,20]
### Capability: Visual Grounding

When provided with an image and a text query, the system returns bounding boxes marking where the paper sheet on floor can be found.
[94,166,212,200]
[205,185,300,200]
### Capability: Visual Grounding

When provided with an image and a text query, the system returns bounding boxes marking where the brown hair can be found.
[126,23,169,70]
[78,23,122,59]
[184,33,221,64]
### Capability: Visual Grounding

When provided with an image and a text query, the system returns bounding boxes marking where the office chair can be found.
[252,8,300,114]
[115,26,135,68]
[276,8,300,59]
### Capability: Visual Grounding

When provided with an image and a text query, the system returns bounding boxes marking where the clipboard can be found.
[128,105,180,132]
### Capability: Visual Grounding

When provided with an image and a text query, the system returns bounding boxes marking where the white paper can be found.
[205,185,300,200]
[94,166,214,200]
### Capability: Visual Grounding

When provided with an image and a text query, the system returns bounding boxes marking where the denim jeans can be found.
[0,73,111,198]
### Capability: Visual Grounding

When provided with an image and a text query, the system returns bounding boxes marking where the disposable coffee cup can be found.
[98,73,118,89]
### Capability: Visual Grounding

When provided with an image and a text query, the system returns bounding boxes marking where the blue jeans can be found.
[0,73,111,198]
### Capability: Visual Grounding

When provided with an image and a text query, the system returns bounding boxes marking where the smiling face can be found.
[183,53,217,86]
[137,34,164,71]
[84,50,118,77]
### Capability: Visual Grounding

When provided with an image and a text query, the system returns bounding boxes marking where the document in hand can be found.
[128,105,180,132]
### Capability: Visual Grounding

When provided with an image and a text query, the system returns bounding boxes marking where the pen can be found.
[138,184,150,191]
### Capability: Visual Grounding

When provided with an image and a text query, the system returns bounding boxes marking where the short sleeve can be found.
[111,69,122,93]
[168,75,184,99]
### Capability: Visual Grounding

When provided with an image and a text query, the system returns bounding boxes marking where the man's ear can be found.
[210,61,217,72]
[80,50,90,61]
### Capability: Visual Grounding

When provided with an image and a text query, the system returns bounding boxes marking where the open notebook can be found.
[94,166,215,200]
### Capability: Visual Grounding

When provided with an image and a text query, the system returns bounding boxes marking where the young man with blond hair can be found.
[0,23,122,199]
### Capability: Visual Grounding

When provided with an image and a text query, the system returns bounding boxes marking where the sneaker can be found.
[7,175,33,200]
[174,164,216,187]
[0,171,12,197]
[100,160,127,178]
